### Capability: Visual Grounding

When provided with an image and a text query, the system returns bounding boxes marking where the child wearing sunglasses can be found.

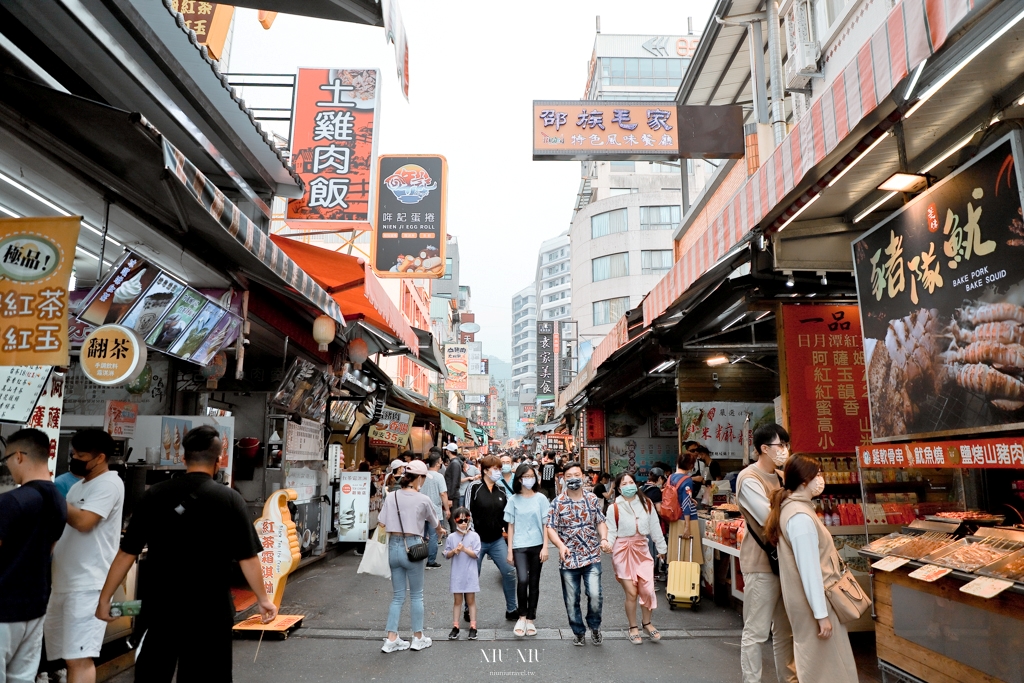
[444,506,481,640]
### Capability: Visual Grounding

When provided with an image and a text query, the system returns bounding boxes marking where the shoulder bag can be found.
[824,556,872,623]
[395,493,429,563]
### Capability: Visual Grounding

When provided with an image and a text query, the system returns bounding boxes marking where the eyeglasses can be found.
[0,451,25,464]
[767,441,790,449]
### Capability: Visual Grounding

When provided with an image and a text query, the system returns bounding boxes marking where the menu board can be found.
[0,366,51,424]
[77,252,241,366]
[368,405,413,447]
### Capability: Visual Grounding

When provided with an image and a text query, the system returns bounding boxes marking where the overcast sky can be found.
[227,0,716,362]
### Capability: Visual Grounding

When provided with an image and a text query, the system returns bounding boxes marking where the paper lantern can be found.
[313,315,336,352]
[348,337,369,365]
[202,352,228,389]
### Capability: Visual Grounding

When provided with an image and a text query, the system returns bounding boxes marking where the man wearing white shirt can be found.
[46,429,124,683]
[735,424,797,683]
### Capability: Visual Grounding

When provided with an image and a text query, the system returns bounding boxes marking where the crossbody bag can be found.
[394,494,429,563]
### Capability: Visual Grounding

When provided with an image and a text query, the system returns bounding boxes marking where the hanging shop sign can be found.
[679,402,775,459]
[287,68,381,227]
[584,446,601,472]
[368,405,413,447]
[584,407,605,444]
[285,418,325,461]
[444,344,468,390]
[537,321,555,400]
[102,400,138,439]
[269,358,346,423]
[371,154,447,278]
[24,370,63,475]
[77,253,241,366]
[80,325,147,387]
[0,216,80,366]
[380,0,409,101]
[780,304,871,453]
[170,1,234,60]
[0,365,51,424]
[336,471,371,541]
[852,133,1024,442]
[857,434,1024,469]
[533,101,679,161]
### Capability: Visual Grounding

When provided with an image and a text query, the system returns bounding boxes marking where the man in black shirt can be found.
[469,455,518,621]
[96,426,275,682]
[443,443,463,527]
[539,451,559,499]
[0,428,66,683]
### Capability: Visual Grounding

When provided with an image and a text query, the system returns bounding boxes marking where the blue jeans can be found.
[425,521,438,564]
[476,537,518,613]
[386,535,426,634]
[559,562,603,636]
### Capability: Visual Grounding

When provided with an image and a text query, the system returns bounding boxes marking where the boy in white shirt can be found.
[46,429,124,683]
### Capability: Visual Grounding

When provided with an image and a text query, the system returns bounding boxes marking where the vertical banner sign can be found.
[852,133,1024,442]
[288,68,380,228]
[372,155,447,277]
[444,344,468,390]
[585,407,605,444]
[24,371,64,476]
[336,471,371,541]
[780,305,871,453]
[0,216,80,366]
[380,0,410,100]
[537,321,555,400]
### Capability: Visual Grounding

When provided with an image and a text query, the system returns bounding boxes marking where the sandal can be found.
[514,617,527,637]
[525,621,537,636]
[628,626,643,644]
[642,622,662,641]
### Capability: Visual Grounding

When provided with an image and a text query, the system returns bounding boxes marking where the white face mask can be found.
[521,477,536,490]
[807,474,825,498]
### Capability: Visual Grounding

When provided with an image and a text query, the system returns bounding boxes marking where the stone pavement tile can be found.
[470,628,496,641]
[299,628,368,639]
[686,628,743,637]
[657,629,689,639]
[599,629,627,640]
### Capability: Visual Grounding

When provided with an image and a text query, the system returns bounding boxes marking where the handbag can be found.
[395,494,429,562]
[824,557,872,623]
[356,525,392,579]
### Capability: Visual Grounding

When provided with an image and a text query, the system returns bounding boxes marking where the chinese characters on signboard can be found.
[254,490,301,607]
[852,134,1024,441]
[857,435,1024,468]
[533,101,679,161]
[537,321,555,399]
[336,471,371,542]
[585,407,605,444]
[781,305,871,453]
[444,344,468,391]
[103,400,138,439]
[80,325,147,387]
[0,366,51,424]
[169,1,234,60]
[0,216,80,367]
[368,406,413,447]
[288,68,380,227]
[25,371,64,476]
[679,402,774,459]
[372,155,447,278]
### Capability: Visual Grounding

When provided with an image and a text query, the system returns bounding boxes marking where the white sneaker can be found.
[410,635,432,651]
[381,636,410,653]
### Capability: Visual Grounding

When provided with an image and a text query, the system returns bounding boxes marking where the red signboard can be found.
[287,68,380,228]
[781,305,871,453]
[857,436,1024,468]
[585,407,605,444]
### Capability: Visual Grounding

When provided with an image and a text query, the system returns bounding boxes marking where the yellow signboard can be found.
[0,216,80,366]
[254,488,301,608]
[80,325,148,386]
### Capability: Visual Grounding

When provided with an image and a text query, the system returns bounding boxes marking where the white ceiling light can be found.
[0,171,122,247]
[706,355,728,367]
[905,6,1024,118]
[784,271,795,287]
[920,134,976,173]
[827,135,888,187]
[877,172,929,193]
[904,60,927,101]
[0,199,112,266]
[854,191,898,223]
[650,359,677,373]
[777,193,821,232]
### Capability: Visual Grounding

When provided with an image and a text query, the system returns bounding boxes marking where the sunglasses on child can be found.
[454,517,469,523]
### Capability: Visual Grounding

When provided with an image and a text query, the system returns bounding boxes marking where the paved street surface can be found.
[108,548,879,682]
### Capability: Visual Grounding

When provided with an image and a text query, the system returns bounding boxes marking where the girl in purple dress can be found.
[444,506,481,640]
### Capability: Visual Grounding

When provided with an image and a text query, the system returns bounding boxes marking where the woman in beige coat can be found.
[764,454,858,683]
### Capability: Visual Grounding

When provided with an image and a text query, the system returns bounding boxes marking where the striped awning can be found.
[162,140,345,325]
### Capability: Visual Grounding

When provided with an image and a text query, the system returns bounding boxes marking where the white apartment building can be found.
[536,232,571,322]
[511,282,537,397]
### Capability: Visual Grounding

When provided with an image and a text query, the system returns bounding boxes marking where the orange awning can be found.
[270,236,419,355]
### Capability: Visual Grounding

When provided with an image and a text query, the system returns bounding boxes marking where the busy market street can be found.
[3,0,1024,682]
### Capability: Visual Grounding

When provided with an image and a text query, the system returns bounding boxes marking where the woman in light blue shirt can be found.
[504,463,549,637]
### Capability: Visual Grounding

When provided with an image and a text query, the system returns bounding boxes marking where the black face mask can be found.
[68,457,90,477]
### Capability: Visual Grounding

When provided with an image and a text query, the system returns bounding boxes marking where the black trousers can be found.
[513,544,544,620]
[134,617,233,683]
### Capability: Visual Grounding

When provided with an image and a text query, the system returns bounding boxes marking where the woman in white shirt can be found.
[602,472,667,645]
[763,454,858,683]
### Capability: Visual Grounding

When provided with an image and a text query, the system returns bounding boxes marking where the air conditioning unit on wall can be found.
[786,41,821,89]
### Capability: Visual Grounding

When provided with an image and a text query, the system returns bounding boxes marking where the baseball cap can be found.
[445,443,458,452]
[405,460,428,476]
[389,459,404,471]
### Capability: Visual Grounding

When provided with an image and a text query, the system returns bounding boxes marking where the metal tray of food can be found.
[920,537,1021,572]
[862,533,915,555]
[978,548,1024,583]
[926,513,1006,525]
[892,532,957,560]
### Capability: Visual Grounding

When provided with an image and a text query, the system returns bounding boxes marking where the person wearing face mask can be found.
[503,464,549,637]
[735,423,797,683]
[46,429,124,683]
[498,454,515,496]
[603,473,666,645]
[764,454,858,683]
[377,459,446,653]
[468,455,519,621]
[444,507,480,641]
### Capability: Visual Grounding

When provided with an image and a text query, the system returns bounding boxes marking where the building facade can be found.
[536,231,572,322]
[511,282,537,399]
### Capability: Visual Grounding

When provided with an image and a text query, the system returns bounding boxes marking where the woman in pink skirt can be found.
[602,472,667,644]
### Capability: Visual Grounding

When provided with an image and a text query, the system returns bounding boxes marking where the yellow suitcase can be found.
[666,533,701,611]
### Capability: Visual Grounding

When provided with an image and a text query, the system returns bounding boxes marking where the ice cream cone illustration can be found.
[173,425,181,464]
[338,499,356,530]
[162,424,171,462]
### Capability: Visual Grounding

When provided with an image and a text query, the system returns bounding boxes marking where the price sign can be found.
[908,564,953,582]
[871,555,912,572]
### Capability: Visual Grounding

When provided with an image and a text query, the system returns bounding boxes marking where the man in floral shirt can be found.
[545,461,609,646]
